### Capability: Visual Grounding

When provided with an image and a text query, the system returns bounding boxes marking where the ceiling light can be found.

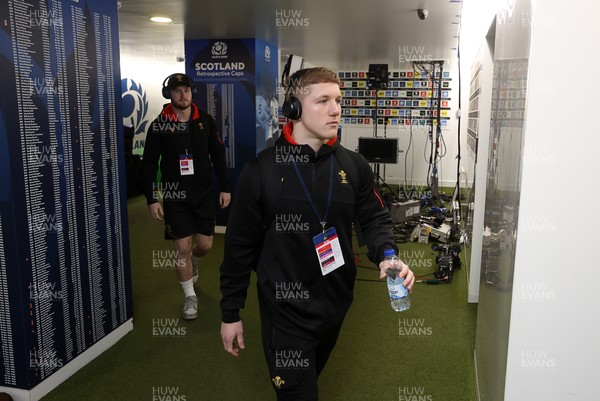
[150,16,172,23]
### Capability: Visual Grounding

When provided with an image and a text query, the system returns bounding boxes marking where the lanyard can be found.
[183,119,192,154]
[291,155,334,233]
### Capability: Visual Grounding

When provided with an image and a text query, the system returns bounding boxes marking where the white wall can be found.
[465,39,495,304]
[504,1,600,399]
[120,52,185,154]
[459,0,506,305]
[459,0,504,183]
[460,0,600,399]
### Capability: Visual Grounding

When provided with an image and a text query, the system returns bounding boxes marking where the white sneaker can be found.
[192,255,199,284]
[182,295,198,320]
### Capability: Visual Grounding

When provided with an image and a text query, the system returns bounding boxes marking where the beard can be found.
[171,98,191,111]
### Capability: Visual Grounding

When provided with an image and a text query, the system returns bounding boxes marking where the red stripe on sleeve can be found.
[374,188,385,208]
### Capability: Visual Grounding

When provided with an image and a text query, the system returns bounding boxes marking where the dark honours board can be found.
[0,0,132,391]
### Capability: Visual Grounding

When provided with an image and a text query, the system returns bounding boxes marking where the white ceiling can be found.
[117,0,463,70]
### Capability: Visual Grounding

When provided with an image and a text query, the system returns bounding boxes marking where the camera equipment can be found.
[390,199,420,224]
[363,64,398,208]
[367,64,388,90]
[417,9,429,20]
[424,222,453,243]
[411,60,445,203]
[431,243,461,283]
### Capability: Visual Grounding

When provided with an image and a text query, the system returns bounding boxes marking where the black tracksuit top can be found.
[142,103,230,215]
[220,123,397,339]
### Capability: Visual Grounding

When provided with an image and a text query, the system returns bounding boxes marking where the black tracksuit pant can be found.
[261,315,343,401]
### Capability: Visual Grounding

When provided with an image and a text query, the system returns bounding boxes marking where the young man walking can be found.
[220,67,414,400]
[143,73,231,320]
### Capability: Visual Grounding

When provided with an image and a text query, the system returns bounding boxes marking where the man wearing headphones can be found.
[219,67,415,400]
[143,73,231,320]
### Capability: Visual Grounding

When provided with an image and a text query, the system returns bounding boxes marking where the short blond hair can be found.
[285,67,340,99]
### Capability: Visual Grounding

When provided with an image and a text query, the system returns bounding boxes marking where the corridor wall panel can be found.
[0,0,132,392]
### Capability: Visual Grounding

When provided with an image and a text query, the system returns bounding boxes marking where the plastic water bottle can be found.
[384,249,410,312]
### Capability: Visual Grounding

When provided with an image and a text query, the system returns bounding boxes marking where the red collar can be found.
[160,103,200,121]
[282,121,338,146]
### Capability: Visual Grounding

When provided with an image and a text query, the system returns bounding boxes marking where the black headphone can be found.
[282,95,302,120]
[281,68,308,120]
[161,73,196,99]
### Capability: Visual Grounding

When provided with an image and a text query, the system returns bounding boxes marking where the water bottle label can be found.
[388,281,408,299]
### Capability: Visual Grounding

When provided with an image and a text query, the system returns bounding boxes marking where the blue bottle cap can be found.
[383,248,395,257]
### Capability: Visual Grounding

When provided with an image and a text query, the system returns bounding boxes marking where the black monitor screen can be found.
[358,137,398,164]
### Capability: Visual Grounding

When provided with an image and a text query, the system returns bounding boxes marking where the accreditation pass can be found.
[179,154,194,175]
[313,227,345,275]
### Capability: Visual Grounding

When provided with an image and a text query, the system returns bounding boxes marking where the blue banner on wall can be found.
[254,39,280,152]
[0,0,132,390]
[185,38,278,225]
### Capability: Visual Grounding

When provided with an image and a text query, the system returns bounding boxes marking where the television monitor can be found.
[358,137,399,164]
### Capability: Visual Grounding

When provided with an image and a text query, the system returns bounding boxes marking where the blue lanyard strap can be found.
[291,155,334,233]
